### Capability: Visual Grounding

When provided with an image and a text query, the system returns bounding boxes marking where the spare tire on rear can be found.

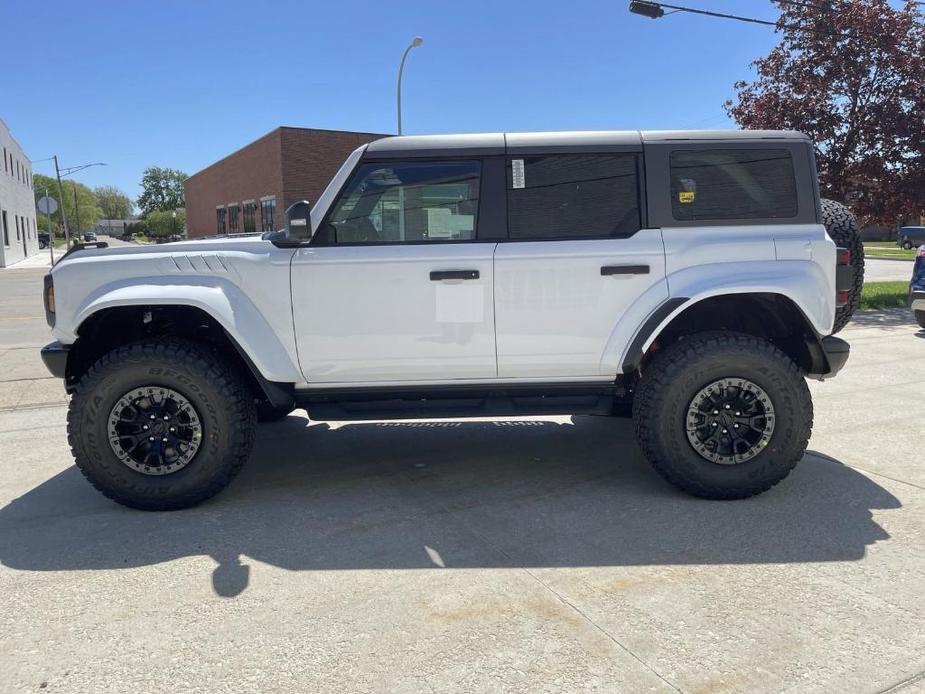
[821,198,864,334]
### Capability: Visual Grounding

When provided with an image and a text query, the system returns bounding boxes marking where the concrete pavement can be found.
[1,270,924,693]
[863,257,915,282]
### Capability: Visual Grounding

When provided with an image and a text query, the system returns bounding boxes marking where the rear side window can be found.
[507,154,640,240]
[669,149,798,221]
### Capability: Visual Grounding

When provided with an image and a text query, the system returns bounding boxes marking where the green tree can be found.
[94,185,133,220]
[137,167,187,216]
[146,209,186,238]
[33,174,102,235]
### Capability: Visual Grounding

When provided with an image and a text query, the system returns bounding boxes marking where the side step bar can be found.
[296,383,629,421]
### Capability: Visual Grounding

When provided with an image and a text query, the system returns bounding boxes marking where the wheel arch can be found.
[623,291,831,376]
[66,303,295,409]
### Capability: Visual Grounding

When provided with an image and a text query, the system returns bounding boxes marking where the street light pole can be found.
[43,185,54,265]
[52,155,71,248]
[72,184,81,239]
[397,36,424,135]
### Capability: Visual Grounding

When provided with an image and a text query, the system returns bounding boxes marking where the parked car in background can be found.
[83,232,97,243]
[38,232,50,249]
[911,246,925,329]
[898,226,925,250]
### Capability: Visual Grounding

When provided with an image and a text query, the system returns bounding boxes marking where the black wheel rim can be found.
[685,378,775,465]
[107,386,203,475]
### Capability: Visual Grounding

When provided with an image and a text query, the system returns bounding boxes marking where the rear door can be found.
[493,148,668,379]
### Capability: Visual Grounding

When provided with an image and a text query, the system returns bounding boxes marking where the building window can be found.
[669,149,798,221]
[216,208,226,235]
[228,205,240,233]
[2,211,8,246]
[243,202,256,233]
[260,198,276,232]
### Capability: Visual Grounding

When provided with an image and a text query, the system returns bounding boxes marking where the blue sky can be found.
[3,0,793,202]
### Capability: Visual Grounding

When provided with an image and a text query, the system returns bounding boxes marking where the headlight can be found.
[43,274,55,327]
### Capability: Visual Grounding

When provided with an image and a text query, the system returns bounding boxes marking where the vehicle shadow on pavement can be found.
[0,415,899,597]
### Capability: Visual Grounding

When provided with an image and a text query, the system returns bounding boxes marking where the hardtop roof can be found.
[364,129,810,157]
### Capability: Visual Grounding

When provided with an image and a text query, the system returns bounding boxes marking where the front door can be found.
[493,152,668,379]
[291,159,498,384]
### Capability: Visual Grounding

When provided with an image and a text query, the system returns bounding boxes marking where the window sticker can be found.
[512,159,525,189]
[679,191,695,204]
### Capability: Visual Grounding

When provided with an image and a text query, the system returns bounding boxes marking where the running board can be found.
[295,383,627,421]
[304,395,616,421]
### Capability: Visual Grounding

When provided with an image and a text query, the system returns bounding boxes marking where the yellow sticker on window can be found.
[679,191,695,204]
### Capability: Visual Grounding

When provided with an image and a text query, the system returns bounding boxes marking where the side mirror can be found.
[285,201,312,241]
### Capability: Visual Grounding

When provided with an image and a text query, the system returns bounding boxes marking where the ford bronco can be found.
[40,130,863,510]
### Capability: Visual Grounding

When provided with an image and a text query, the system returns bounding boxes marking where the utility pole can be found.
[52,155,71,247]
[43,186,54,265]
[72,184,81,239]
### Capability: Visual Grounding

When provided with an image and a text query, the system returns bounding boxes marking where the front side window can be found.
[320,161,481,244]
[507,154,640,240]
[669,149,798,221]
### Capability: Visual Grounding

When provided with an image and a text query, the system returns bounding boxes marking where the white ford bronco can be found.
[40,130,863,510]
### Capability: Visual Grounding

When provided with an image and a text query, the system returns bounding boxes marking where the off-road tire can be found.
[915,310,925,330]
[821,198,864,333]
[257,403,295,423]
[67,339,257,511]
[633,332,812,500]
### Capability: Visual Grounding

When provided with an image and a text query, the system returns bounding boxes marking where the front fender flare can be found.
[67,276,302,384]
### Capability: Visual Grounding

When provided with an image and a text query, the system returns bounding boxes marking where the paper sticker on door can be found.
[679,191,695,204]
[435,284,484,323]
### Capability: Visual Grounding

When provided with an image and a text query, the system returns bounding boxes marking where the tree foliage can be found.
[32,173,103,234]
[136,166,188,217]
[146,209,186,238]
[94,185,134,220]
[725,0,925,224]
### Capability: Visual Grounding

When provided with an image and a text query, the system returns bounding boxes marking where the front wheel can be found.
[633,332,813,499]
[67,340,257,510]
[902,240,914,250]
[915,310,925,330]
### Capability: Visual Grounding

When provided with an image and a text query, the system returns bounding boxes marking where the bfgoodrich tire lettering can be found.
[67,340,257,511]
[633,332,812,499]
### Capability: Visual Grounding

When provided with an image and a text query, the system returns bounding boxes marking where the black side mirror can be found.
[267,200,313,246]
[285,201,312,241]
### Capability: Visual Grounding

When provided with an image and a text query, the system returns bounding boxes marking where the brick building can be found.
[184,127,387,239]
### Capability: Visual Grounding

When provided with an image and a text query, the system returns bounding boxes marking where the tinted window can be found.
[321,161,480,244]
[507,154,640,240]
[670,149,798,221]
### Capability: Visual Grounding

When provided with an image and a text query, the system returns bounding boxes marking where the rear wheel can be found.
[633,332,812,499]
[821,198,864,334]
[902,240,914,250]
[915,310,925,330]
[67,339,257,510]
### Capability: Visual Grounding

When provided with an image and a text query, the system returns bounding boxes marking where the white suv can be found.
[40,130,862,510]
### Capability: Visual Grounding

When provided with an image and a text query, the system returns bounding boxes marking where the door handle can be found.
[601,265,649,276]
[430,270,480,281]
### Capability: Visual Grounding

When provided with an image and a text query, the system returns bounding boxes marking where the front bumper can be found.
[40,341,70,379]
[911,290,925,313]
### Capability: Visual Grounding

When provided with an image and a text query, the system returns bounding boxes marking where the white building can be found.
[0,118,39,268]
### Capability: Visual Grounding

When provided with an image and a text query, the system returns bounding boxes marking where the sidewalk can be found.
[3,248,64,270]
